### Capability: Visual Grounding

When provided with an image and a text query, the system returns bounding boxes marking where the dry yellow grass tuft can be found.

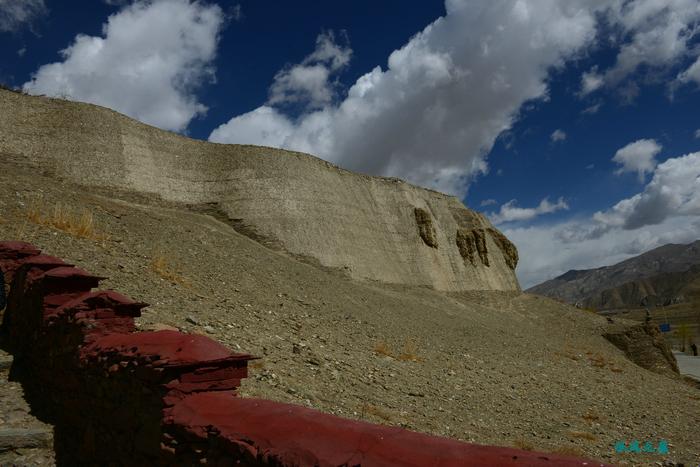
[373,341,393,358]
[512,438,535,451]
[248,360,265,370]
[150,253,191,287]
[585,351,623,373]
[359,403,393,422]
[373,340,422,362]
[568,431,597,442]
[25,198,108,241]
[397,340,423,362]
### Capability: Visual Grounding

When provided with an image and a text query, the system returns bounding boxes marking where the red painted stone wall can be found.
[0,241,608,466]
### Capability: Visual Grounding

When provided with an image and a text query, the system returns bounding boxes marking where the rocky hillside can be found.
[527,240,700,308]
[0,88,519,293]
[583,265,700,310]
[1,89,699,464]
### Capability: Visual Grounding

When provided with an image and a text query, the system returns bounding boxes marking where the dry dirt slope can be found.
[0,158,698,465]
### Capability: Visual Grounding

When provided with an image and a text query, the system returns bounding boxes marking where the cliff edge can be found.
[0,89,519,292]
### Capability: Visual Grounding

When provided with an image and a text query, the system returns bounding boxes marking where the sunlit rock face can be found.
[0,89,520,292]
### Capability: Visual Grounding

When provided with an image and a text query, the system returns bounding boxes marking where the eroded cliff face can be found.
[0,89,520,291]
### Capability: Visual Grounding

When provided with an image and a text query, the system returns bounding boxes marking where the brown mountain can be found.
[527,240,700,309]
[583,265,700,310]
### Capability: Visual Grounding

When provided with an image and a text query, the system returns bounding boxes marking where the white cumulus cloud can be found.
[579,67,604,95]
[612,138,662,181]
[596,151,700,230]
[22,0,224,132]
[550,129,567,143]
[489,197,569,225]
[516,151,700,288]
[211,0,615,196]
[268,31,351,111]
[509,216,700,289]
[0,0,47,33]
[581,0,700,95]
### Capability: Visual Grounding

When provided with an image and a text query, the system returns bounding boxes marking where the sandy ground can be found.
[0,161,699,466]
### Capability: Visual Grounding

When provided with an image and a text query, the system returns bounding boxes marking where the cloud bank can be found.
[581,0,700,95]
[23,0,224,132]
[211,1,619,196]
[511,151,700,288]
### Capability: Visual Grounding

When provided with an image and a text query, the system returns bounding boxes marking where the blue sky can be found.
[2,0,700,288]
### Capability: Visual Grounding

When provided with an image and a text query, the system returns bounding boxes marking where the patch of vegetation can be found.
[373,341,392,357]
[581,410,600,423]
[585,351,623,373]
[150,253,191,287]
[512,438,535,451]
[359,403,393,422]
[397,340,422,362]
[25,197,109,242]
[674,323,694,352]
[568,431,597,442]
[248,360,265,370]
[373,339,423,362]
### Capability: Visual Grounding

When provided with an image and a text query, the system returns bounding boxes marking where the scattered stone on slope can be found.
[1,133,699,465]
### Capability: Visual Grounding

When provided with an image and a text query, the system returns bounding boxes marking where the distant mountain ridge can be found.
[527,240,700,308]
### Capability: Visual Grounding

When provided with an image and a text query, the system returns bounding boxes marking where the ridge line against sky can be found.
[2,0,700,287]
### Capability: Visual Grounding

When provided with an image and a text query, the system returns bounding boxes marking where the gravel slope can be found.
[1,162,698,466]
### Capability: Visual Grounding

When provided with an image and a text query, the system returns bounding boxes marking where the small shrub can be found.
[359,403,393,422]
[674,324,694,352]
[25,198,108,241]
[581,411,600,423]
[150,254,190,287]
[397,340,422,362]
[373,340,422,362]
[374,341,393,357]
[586,351,624,373]
[248,360,265,370]
[568,431,597,441]
[512,438,535,451]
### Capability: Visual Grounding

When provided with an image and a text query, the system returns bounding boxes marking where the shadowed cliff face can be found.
[0,89,520,292]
